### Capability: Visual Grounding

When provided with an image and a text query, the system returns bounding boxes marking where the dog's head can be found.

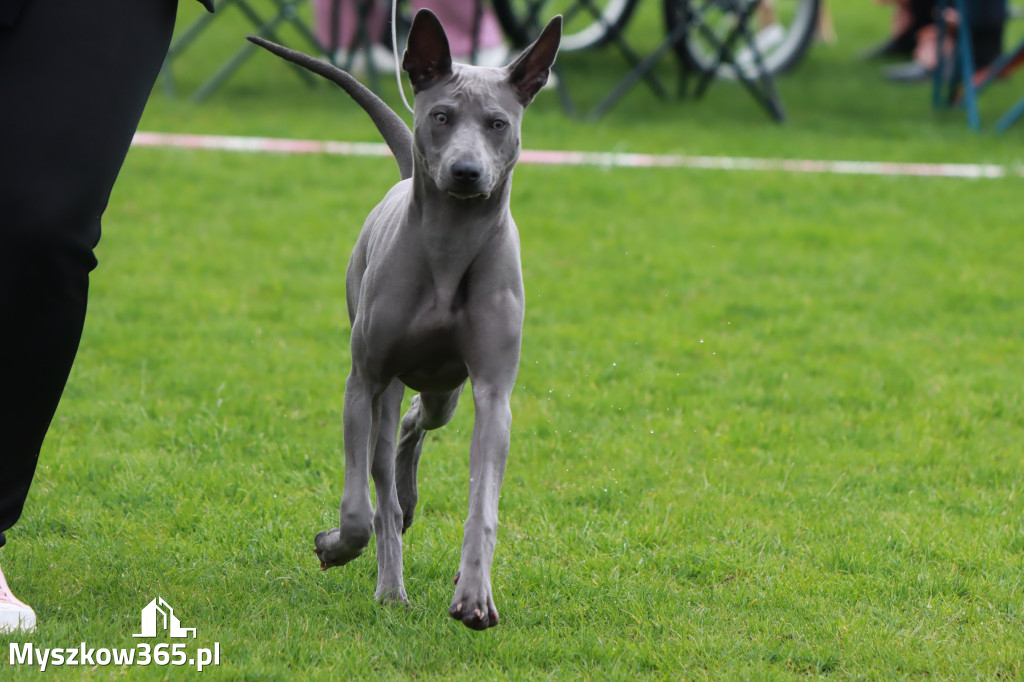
[403,10,561,201]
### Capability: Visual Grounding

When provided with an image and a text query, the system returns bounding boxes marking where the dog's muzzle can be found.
[445,160,491,200]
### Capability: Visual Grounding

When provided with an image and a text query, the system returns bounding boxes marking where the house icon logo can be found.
[132,597,197,639]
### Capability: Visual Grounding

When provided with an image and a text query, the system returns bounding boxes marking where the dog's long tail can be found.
[246,35,414,181]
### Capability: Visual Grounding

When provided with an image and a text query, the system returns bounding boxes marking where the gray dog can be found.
[249,10,561,630]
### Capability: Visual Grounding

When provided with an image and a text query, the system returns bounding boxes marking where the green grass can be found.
[3,1,1024,679]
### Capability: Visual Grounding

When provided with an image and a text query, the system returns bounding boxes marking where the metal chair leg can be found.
[995,93,1024,132]
[933,0,980,131]
[163,0,326,103]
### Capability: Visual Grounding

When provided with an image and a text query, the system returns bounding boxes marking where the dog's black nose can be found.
[452,161,482,182]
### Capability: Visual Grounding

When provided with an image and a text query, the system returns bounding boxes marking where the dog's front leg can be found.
[315,370,382,569]
[449,381,513,630]
[371,379,408,603]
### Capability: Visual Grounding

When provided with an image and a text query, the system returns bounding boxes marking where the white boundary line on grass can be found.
[132,131,1021,180]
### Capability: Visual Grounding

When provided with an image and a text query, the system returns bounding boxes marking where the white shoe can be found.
[0,565,36,634]
[735,22,786,71]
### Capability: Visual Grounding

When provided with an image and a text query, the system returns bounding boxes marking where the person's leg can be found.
[969,0,1007,69]
[908,0,937,28]
[0,0,178,552]
[915,0,1005,70]
[883,0,1007,79]
[864,0,935,60]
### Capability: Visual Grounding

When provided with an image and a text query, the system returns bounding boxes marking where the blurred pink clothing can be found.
[312,0,504,56]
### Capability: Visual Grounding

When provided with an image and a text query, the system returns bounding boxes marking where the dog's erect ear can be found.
[403,9,454,93]
[506,15,562,106]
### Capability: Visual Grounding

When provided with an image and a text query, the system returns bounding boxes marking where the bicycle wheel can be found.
[493,0,642,51]
[664,0,820,78]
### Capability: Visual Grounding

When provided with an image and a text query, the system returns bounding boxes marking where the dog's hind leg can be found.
[371,379,408,603]
[395,385,466,533]
[314,372,386,570]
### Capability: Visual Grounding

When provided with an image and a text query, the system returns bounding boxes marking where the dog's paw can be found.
[396,476,418,534]
[449,578,500,630]
[376,585,410,605]
[314,527,370,570]
[400,505,417,535]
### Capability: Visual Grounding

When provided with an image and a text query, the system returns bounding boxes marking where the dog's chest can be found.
[355,217,518,392]
[393,301,470,392]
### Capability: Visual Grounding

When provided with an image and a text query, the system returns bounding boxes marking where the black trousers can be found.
[911,0,1008,64]
[910,0,1007,28]
[0,0,179,548]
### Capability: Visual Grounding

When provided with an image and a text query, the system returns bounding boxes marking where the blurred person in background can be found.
[0,0,214,633]
[864,0,1007,81]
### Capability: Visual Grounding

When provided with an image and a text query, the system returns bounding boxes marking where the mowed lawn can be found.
[3,1,1024,679]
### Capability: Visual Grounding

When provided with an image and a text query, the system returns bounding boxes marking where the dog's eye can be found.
[491,119,507,130]
[432,112,448,125]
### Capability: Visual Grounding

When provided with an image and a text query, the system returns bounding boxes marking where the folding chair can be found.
[492,0,784,120]
[967,35,1024,131]
[585,0,786,121]
[672,0,786,121]
[162,0,325,102]
[473,0,586,116]
[581,0,700,119]
[933,0,1024,132]
[992,39,1024,131]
